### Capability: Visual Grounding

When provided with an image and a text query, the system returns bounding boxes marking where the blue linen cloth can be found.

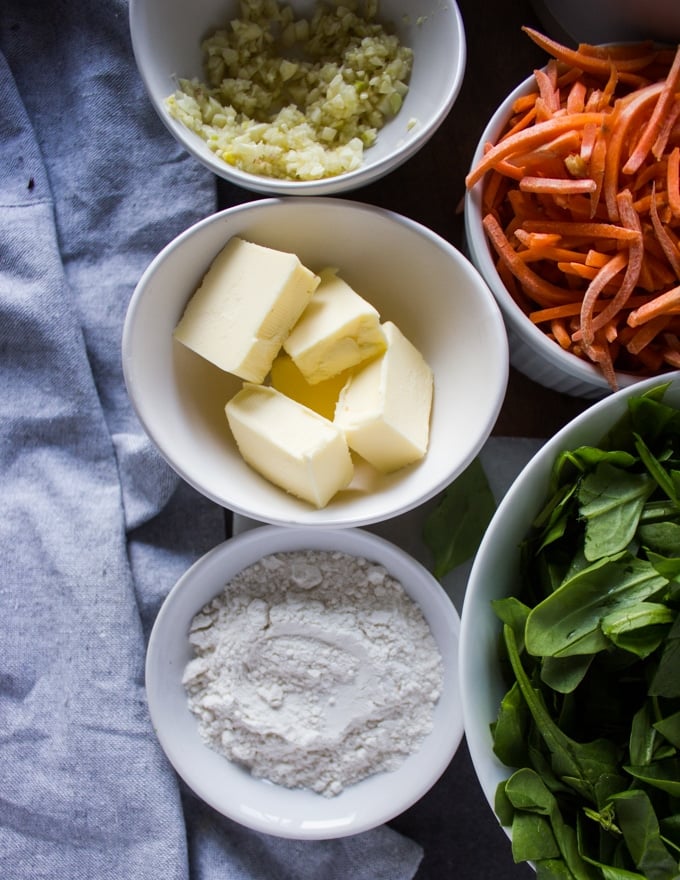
[0,2,424,877]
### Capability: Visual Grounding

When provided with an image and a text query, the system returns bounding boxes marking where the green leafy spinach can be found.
[492,383,680,879]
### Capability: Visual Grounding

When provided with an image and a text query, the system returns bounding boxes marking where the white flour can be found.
[182,549,444,797]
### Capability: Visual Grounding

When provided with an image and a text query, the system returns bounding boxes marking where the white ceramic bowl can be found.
[122,197,508,528]
[459,371,680,834]
[464,74,645,400]
[146,524,463,839]
[129,0,466,196]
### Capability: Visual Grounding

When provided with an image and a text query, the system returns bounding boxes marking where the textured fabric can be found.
[0,2,423,877]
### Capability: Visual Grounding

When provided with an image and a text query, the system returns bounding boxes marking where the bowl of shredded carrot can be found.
[465,27,680,399]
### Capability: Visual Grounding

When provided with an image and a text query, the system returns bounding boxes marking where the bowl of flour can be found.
[145,524,463,839]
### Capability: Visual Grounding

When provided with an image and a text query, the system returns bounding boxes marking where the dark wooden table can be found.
[216,0,592,875]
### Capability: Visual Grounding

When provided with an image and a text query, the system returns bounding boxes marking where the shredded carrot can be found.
[482,214,575,306]
[626,314,671,354]
[520,220,641,242]
[519,177,597,195]
[522,27,658,84]
[622,44,680,175]
[668,147,680,217]
[466,29,680,388]
[465,112,607,189]
[649,182,680,278]
[628,284,680,326]
[551,318,572,349]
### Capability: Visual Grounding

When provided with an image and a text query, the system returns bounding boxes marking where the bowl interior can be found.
[146,525,463,839]
[129,0,466,194]
[123,197,508,527]
[459,372,680,814]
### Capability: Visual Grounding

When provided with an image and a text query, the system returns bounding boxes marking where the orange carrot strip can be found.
[588,337,619,390]
[626,315,671,354]
[627,284,680,327]
[623,44,680,174]
[491,158,526,181]
[580,122,598,162]
[589,128,608,217]
[530,303,584,323]
[520,247,589,264]
[585,249,610,268]
[534,66,560,116]
[634,344,665,371]
[602,82,665,220]
[588,190,644,337]
[668,146,680,217]
[567,79,587,114]
[519,176,597,194]
[501,104,539,141]
[577,40,656,61]
[653,97,680,159]
[663,347,680,367]
[482,213,575,306]
[557,262,600,280]
[520,219,640,242]
[513,230,562,248]
[522,27,657,82]
[551,318,572,349]
[465,111,606,188]
[579,251,629,348]
[649,181,680,279]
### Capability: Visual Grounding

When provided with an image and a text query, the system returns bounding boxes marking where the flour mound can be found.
[182,549,443,797]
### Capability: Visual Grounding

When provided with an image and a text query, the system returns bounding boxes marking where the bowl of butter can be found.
[122,197,508,527]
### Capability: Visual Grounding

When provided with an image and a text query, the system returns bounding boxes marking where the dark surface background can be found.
[216,1,593,876]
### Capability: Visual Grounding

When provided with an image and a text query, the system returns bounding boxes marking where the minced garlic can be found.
[165,0,413,181]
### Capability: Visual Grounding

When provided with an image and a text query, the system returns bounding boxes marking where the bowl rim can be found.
[463,70,645,395]
[146,523,464,838]
[128,0,467,196]
[122,195,510,528]
[459,370,680,819]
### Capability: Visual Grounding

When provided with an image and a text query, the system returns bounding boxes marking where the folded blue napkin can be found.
[0,2,424,877]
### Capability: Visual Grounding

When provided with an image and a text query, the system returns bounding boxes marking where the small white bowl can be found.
[128,0,466,196]
[146,524,463,839]
[464,74,645,400]
[459,371,680,833]
[122,197,508,528]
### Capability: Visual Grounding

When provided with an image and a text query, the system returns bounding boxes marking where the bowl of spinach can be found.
[460,372,680,879]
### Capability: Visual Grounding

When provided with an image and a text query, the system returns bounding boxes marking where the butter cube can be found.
[269,351,352,421]
[283,268,386,384]
[334,322,433,473]
[174,237,319,383]
[226,383,353,508]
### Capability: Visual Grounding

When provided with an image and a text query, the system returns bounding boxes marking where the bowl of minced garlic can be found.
[129,0,467,194]
[145,524,463,839]
[122,197,508,529]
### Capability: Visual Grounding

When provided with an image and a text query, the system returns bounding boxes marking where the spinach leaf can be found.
[600,603,674,658]
[649,616,680,698]
[653,711,680,749]
[610,790,679,880]
[577,464,656,561]
[503,625,623,805]
[422,455,496,579]
[525,554,669,658]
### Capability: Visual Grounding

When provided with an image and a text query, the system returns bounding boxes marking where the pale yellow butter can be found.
[282,268,386,385]
[174,237,319,383]
[225,383,353,508]
[269,351,352,421]
[334,321,433,473]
